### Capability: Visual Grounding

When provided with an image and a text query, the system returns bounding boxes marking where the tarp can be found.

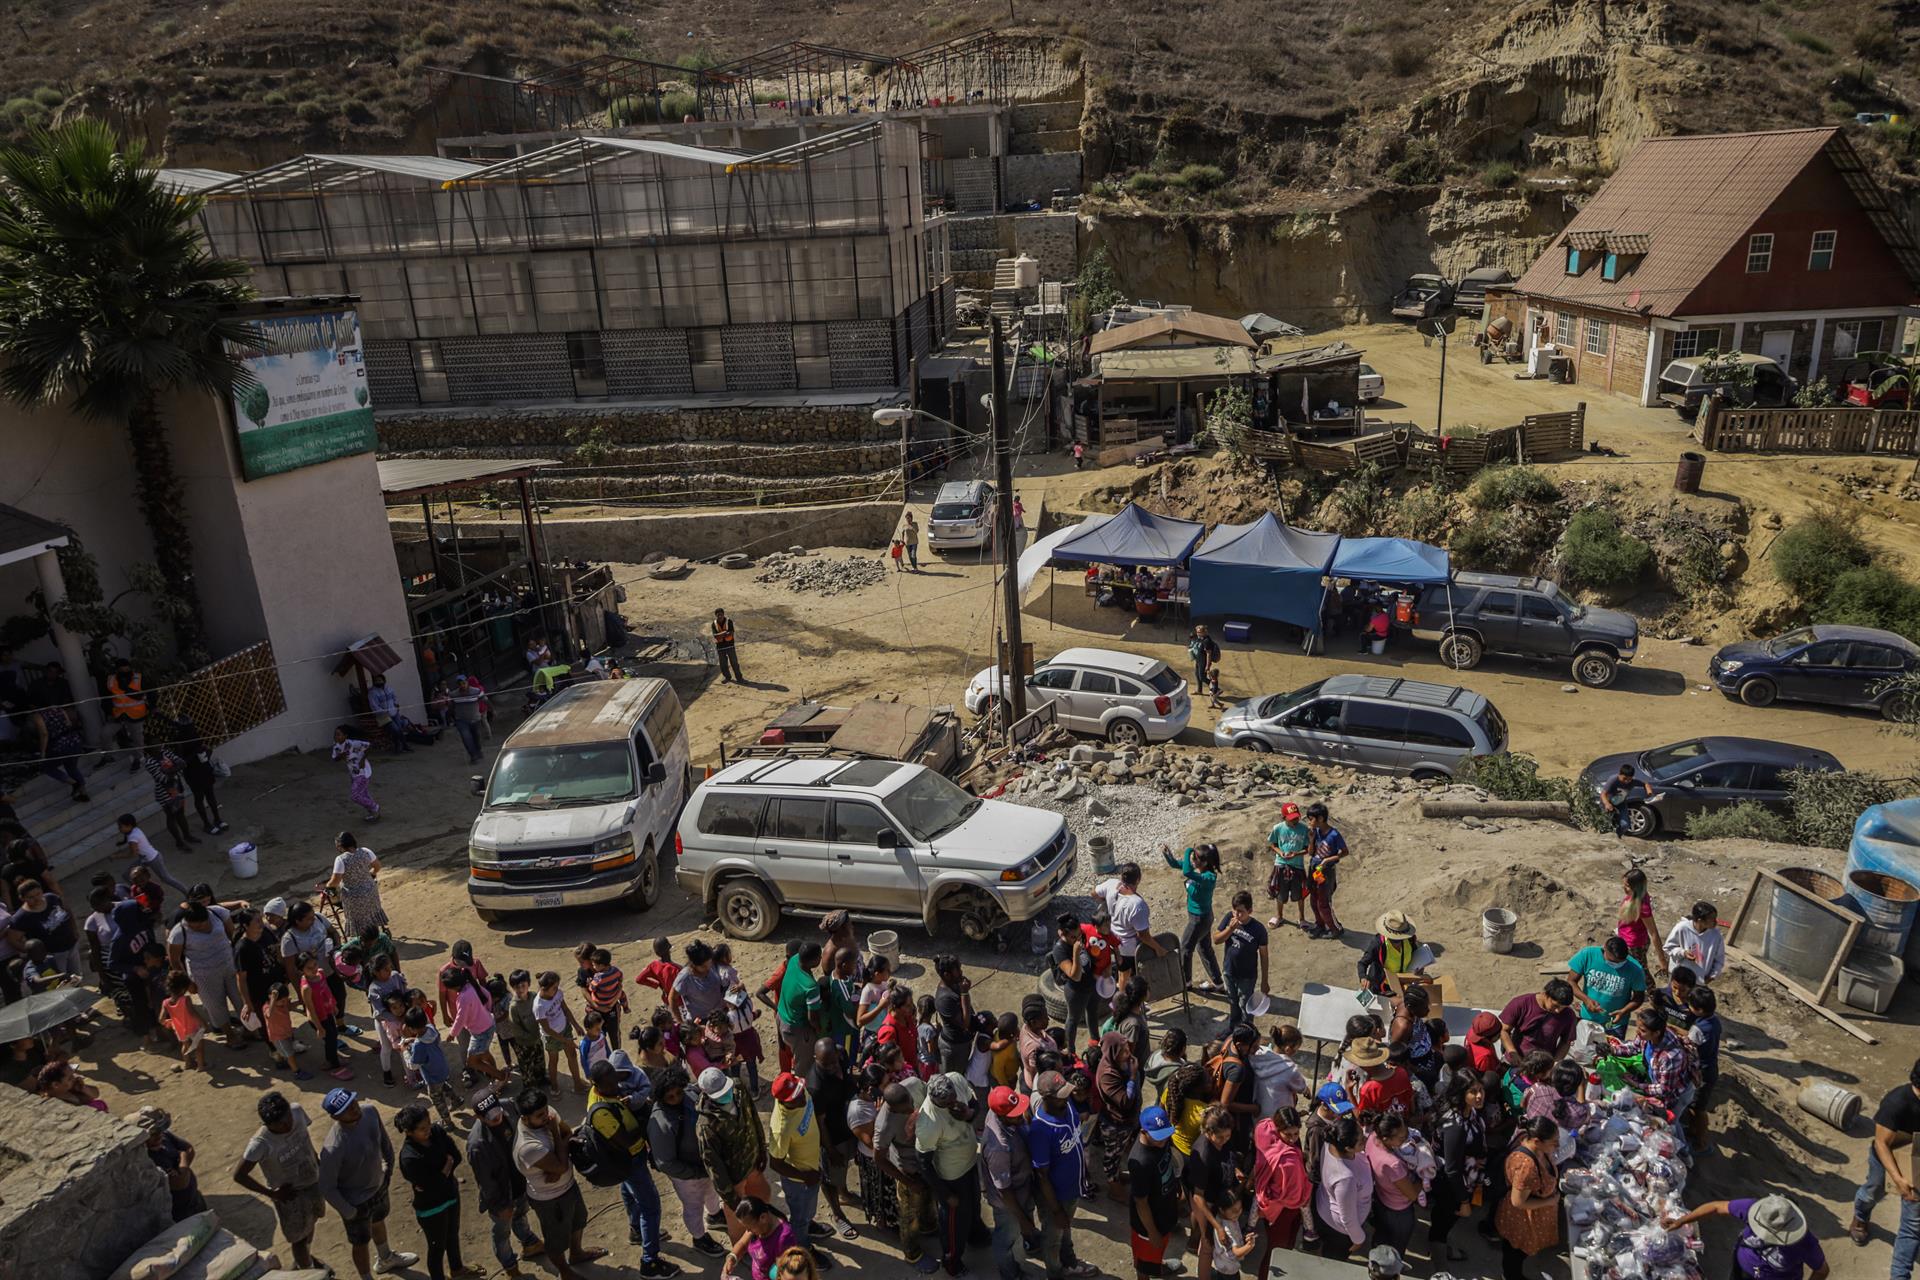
[1017,515,1109,595]
[1188,514,1341,628]
[1049,503,1204,567]
[1329,537,1450,585]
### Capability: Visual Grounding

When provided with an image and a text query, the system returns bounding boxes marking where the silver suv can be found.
[1212,674,1506,780]
[675,756,1076,942]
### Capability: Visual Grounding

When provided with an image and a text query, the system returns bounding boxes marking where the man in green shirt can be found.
[1160,842,1222,994]
[1567,936,1648,1033]
[776,940,825,1075]
[1266,802,1311,929]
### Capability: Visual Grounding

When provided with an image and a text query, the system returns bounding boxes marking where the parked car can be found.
[1391,273,1455,320]
[1452,266,1514,315]
[1578,737,1843,839]
[1656,353,1795,420]
[964,646,1190,746]
[1213,673,1506,780]
[1408,572,1639,687]
[1357,363,1385,402]
[928,479,998,551]
[674,756,1076,941]
[1708,624,1920,717]
[467,679,690,921]
[1844,366,1910,408]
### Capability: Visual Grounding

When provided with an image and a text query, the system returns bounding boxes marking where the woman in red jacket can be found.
[1248,1105,1312,1279]
[874,985,924,1078]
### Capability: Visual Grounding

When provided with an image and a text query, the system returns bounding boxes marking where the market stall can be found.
[1187,513,1341,638]
[1045,502,1205,623]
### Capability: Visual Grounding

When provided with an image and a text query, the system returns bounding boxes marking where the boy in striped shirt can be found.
[584,947,629,1043]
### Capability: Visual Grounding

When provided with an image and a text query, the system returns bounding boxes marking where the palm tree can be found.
[0,120,258,667]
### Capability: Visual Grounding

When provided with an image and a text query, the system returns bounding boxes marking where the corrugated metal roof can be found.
[377,457,560,497]
[1512,128,1846,317]
[155,167,239,194]
[1095,347,1253,380]
[310,154,486,181]
[1254,340,1364,373]
[582,137,748,166]
[1088,312,1258,356]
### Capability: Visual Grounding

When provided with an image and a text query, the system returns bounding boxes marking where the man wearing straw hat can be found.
[1662,1195,1828,1280]
[1358,911,1428,998]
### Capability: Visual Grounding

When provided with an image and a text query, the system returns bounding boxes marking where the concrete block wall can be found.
[952,157,1000,213]
[1011,101,1083,133]
[0,1089,171,1280]
[1004,153,1083,203]
[1013,212,1080,283]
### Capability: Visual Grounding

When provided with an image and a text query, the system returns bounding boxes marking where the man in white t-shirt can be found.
[1095,862,1167,964]
[512,1088,605,1279]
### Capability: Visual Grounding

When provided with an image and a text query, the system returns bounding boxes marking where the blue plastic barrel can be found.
[1848,799,1920,963]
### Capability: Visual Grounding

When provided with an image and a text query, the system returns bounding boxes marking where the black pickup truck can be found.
[1408,571,1640,687]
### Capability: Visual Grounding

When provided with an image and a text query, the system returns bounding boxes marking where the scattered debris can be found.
[754,552,886,594]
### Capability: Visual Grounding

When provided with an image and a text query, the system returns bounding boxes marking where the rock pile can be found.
[754,551,887,595]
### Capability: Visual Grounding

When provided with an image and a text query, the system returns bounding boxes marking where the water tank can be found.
[1848,798,1920,966]
[1012,254,1040,289]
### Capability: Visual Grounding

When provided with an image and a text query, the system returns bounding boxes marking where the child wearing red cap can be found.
[1266,804,1311,929]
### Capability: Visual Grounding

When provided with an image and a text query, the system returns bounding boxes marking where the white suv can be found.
[928,480,997,550]
[964,646,1191,746]
[675,757,1076,942]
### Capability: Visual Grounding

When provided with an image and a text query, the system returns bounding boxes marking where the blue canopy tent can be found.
[1188,514,1341,629]
[1329,537,1450,585]
[1049,502,1205,565]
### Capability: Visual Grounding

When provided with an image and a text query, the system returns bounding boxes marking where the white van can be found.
[928,480,997,550]
[467,678,690,922]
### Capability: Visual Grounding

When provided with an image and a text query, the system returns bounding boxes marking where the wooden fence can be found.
[1246,404,1586,475]
[1699,400,1920,455]
[154,640,287,745]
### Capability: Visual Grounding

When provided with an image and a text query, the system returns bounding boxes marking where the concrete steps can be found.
[13,751,168,871]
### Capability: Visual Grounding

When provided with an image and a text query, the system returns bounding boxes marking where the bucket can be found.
[1370,637,1387,655]
[1481,907,1518,954]
[1797,1080,1864,1130]
[1762,867,1850,982]
[1088,834,1116,876]
[226,841,259,880]
[868,930,901,966]
[1675,451,1706,495]
[1846,869,1920,955]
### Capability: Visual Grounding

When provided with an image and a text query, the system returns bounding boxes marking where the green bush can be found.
[419,22,456,44]
[263,90,288,105]
[1560,508,1653,590]
[1385,138,1447,186]
[30,86,64,108]
[1771,510,1875,603]
[1455,752,1608,832]
[1175,163,1226,192]
[1685,802,1789,842]
[1813,565,1920,640]
[1788,767,1900,849]
[1387,42,1428,76]
[295,100,332,122]
[2,98,47,126]
[1855,28,1897,61]
[1468,464,1560,511]
[1394,483,1453,543]
[1787,30,1834,55]
[1125,171,1166,195]
[1480,161,1518,189]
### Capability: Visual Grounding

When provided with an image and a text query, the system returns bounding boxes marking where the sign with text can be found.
[227,309,377,480]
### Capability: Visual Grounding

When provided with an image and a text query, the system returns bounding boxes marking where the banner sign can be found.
[227,309,376,480]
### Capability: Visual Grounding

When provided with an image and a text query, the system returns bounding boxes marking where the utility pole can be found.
[991,314,1027,733]
[1431,318,1449,433]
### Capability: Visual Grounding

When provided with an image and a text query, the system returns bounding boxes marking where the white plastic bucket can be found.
[1481,907,1518,953]
[1796,1080,1862,1130]
[1370,638,1387,655]
[868,930,901,966]
[227,841,259,880]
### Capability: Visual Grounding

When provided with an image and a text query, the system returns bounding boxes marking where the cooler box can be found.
[1222,620,1253,643]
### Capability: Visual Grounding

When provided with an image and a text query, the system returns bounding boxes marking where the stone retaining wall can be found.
[395,499,902,560]
[0,1087,171,1280]
[377,405,898,451]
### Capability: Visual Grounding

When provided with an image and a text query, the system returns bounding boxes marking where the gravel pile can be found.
[754,552,886,595]
[1002,773,1197,867]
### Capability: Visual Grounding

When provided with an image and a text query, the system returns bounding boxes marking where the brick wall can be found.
[1532,299,1654,399]
[1739,318,1818,380]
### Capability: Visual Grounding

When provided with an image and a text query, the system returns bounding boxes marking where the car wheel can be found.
[473,907,503,924]
[1237,737,1272,753]
[1621,803,1658,839]
[716,879,779,941]
[974,695,1000,722]
[1738,677,1777,708]
[1439,632,1483,670]
[627,842,660,911]
[952,893,1009,943]
[1107,718,1146,748]
[1410,768,1449,784]
[1881,689,1920,723]
[1573,651,1617,688]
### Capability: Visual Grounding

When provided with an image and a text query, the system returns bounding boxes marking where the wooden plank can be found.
[1728,942,1878,1044]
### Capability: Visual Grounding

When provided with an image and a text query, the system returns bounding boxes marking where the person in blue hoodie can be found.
[403,1007,458,1128]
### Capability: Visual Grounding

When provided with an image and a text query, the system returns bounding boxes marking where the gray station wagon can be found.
[1211,674,1507,780]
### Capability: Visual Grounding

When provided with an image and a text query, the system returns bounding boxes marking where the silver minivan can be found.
[928,480,997,550]
[1212,674,1506,780]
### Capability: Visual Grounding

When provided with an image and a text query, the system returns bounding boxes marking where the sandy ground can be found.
[31,319,1920,1280]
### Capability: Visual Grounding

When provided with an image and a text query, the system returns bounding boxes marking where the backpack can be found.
[571,1100,643,1187]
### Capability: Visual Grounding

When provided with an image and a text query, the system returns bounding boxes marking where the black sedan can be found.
[1579,737,1843,839]
[1709,625,1919,718]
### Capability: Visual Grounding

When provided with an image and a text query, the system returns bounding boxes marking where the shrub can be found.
[1385,138,1447,186]
[1387,42,1428,77]
[1854,28,1896,62]
[1468,464,1560,511]
[1771,509,1875,603]
[1125,171,1166,195]
[1394,483,1453,543]
[1685,802,1789,842]
[263,89,288,105]
[295,100,332,122]
[1787,30,1834,55]
[420,22,456,44]
[1559,508,1653,590]
[1480,161,1518,189]
[1788,767,1900,848]
[1813,565,1920,640]
[30,86,64,108]
[1175,163,1227,192]
[1075,247,1124,321]
[1455,752,1608,832]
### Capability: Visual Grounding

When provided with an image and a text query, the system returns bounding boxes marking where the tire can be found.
[1038,968,1070,1025]
[1410,768,1449,784]
[952,893,1009,943]
[1572,650,1617,688]
[1106,718,1146,748]
[1621,803,1658,839]
[718,553,752,570]
[1237,737,1272,753]
[1738,677,1777,708]
[716,879,779,941]
[626,841,661,911]
[974,695,1000,722]
[1438,632,1483,671]
[1881,690,1919,723]
[473,907,503,924]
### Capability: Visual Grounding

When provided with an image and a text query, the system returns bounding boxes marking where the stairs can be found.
[11,750,169,872]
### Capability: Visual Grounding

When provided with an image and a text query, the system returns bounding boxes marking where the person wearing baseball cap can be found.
[695,1064,769,1231]
[982,1086,1039,1280]
[1367,1244,1406,1278]
[316,1089,419,1280]
[464,1090,544,1276]
[1127,1104,1180,1279]
[1028,1071,1098,1278]
[1315,1081,1356,1117]
[768,1070,834,1247]
[1266,802,1311,928]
